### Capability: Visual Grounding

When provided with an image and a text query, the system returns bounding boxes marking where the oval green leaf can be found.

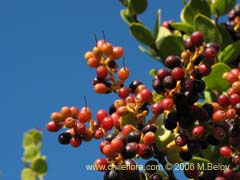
[156,35,184,60]
[32,157,48,175]
[23,133,34,148]
[180,0,211,25]
[128,0,147,14]
[21,168,36,180]
[203,63,231,92]
[138,45,162,61]
[211,0,236,16]
[29,129,42,144]
[194,14,222,43]
[219,39,240,64]
[217,23,233,50]
[171,22,194,35]
[23,144,40,162]
[130,23,155,46]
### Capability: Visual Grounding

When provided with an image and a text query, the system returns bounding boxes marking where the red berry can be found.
[101,116,114,131]
[197,63,211,76]
[102,144,115,157]
[191,31,204,47]
[111,113,121,130]
[171,67,185,80]
[218,94,230,108]
[100,140,110,153]
[94,128,104,139]
[232,81,240,93]
[94,158,109,171]
[225,108,236,119]
[96,65,108,78]
[151,102,164,115]
[143,132,155,145]
[78,107,92,123]
[232,154,240,165]
[46,121,61,132]
[140,89,153,103]
[192,125,205,138]
[94,83,109,94]
[161,97,174,110]
[74,122,86,134]
[111,138,124,153]
[219,146,232,158]
[122,125,134,136]
[118,87,130,99]
[87,57,100,68]
[156,68,170,80]
[96,109,108,123]
[82,129,93,142]
[203,47,217,60]
[229,93,240,105]
[175,135,187,146]
[70,135,82,147]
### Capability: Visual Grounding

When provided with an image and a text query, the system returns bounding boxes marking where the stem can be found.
[214,15,219,25]
[153,143,177,180]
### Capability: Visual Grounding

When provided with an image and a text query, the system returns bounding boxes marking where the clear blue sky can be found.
[0,0,239,180]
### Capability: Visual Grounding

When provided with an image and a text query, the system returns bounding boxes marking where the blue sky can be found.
[0,0,238,179]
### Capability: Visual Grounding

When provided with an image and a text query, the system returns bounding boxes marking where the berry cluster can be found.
[46,29,240,180]
[84,36,129,94]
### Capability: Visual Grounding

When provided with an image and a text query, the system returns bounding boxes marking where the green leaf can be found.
[29,129,42,144]
[203,63,231,92]
[180,0,211,25]
[120,9,134,25]
[217,23,233,50]
[155,27,171,44]
[219,40,240,64]
[154,9,161,38]
[21,168,36,180]
[130,23,155,46]
[128,0,147,14]
[194,14,221,43]
[203,91,213,103]
[32,157,48,175]
[171,22,194,35]
[23,133,34,148]
[138,46,162,61]
[23,144,40,162]
[156,35,184,60]
[211,0,236,16]
[149,69,157,77]
[119,0,128,7]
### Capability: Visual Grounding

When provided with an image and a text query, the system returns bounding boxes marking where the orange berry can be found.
[51,112,64,122]
[118,67,129,81]
[64,117,75,128]
[84,51,94,60]
[61,106,72,119]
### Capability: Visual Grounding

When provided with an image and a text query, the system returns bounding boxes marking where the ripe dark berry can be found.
[145,160,158,174]
[162,75,177,89]
[165,55,182,69]
[197,63,211,76]
[142,124,157,134]
[184,168,199,179]
[190,31,204,47]
[203,47,217,60]
[129,80,143,93]
[105,170,119,180]
[137,143,153,159]
[206,42,220,51]
[124,143,138,158]
[127,131,141,143]
[156,69,170,80]
[58,132,72,145]
[151,102,164,115]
